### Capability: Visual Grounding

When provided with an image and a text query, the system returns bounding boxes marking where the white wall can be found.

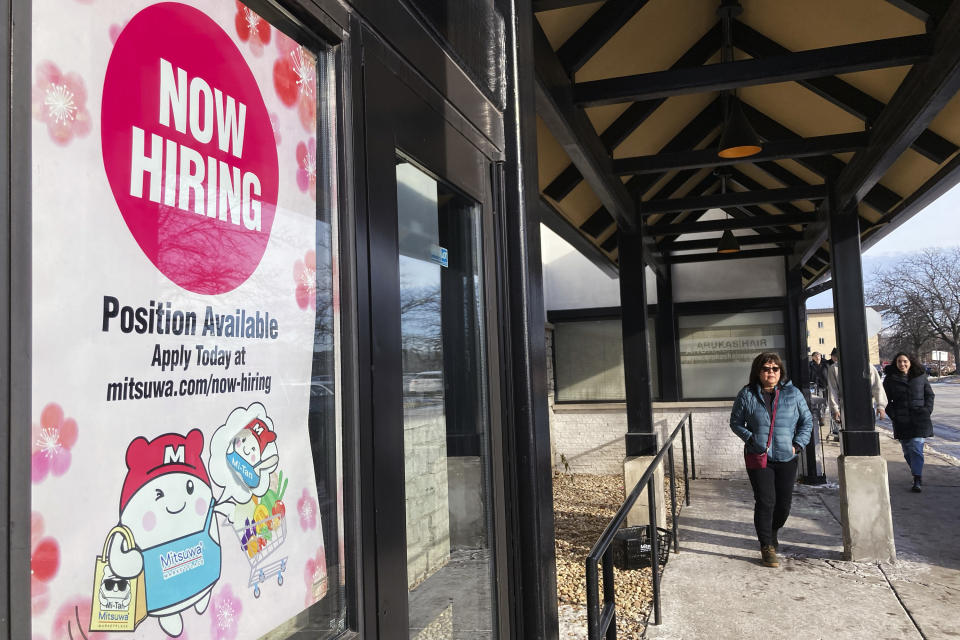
[672,256,786,302]
[540,224,657,310]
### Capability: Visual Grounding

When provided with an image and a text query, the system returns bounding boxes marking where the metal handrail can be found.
[585,413,695,639]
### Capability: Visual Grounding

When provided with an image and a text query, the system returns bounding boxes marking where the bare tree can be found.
[869,248,960,367]
[877,305,936,360]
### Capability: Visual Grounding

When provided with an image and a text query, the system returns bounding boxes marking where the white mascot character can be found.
[106,429,221,637]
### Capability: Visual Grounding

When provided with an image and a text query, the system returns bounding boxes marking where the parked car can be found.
[407,370,443,396]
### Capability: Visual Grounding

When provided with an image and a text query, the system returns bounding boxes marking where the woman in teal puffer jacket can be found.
[730,352,813,568]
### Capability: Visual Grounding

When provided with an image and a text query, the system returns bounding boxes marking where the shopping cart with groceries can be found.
[232,474,290,598]
[234,508,288,598]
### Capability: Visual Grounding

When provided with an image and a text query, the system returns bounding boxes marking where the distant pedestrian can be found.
[808,351,828,395]
[883,352,935,493]
[730,352,813,568]
[825,347,886,440]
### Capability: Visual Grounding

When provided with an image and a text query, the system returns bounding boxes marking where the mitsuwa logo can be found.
[101,3,279,295]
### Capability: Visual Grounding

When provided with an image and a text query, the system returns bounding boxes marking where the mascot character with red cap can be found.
[105,429,221,637]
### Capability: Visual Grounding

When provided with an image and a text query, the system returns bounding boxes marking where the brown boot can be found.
[761,545,779,568]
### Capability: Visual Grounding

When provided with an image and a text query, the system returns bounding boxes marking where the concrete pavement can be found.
[643,431,960,639]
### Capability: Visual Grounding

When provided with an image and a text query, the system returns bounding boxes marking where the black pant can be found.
[746,458,798,547]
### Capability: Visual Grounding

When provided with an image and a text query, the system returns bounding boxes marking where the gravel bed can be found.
[553,473,686,639]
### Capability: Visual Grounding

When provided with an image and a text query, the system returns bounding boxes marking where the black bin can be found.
[611,525,671,570]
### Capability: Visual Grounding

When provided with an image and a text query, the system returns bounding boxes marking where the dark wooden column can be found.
[619,229,658,456]
[784,266,806,387]
[829,203,880,456]
[785,265,819,479]
[499,0,559,636]
[655,268,681,401]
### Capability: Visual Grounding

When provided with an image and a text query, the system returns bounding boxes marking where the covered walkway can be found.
[644,430,960,639]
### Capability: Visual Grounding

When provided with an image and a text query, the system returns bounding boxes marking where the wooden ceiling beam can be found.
[532,0,601,11]
[650,212,814,234]
[646,173,721,244]
[640,185,826,216]
[543,31,720,201]
[538,197,618,277]
[864,150,960,253]
[727,169,803,215]
[570,108,721,240]
[558,0,652,74]
[663,231,802,251]
[532,21,665,274]
[741,103,902,213]
[533,23,636,230]
[804,279,834,298]
[574,34,932,106]
[733,20,956,164]
[881,0,949,24]
[667,247,791,264]
[752,159,818,190]
[612,132,866,175]
[792,0,960,269]
[836,3,960,210]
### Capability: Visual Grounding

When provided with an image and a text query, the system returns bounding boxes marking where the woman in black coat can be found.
[883,352,935,492]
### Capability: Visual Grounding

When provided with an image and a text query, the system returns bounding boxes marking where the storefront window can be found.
[30,2,344,638]
[553,319,658,402]
[678,311,785,399]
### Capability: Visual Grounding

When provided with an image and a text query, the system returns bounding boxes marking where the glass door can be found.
[396,159,493,639]
[359,35,504,640]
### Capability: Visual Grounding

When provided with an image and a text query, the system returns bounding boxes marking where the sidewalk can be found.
[643,430,960,639]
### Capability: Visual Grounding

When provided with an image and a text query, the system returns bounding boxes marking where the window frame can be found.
[548,308,661,404]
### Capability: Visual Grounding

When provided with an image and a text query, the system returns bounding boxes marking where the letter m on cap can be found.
[164,445,185,465]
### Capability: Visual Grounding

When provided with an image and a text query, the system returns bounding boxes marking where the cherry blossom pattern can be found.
[210,584,243,640]
[31,62,91,146]
[31,511,60,615]
[51,595,109,640]
[304,544,328,607]
[296,138,317,200]
[294,250,317,311]
[273,33,317,133]
[234,1,271,56]
[32,403,78,483]
[270,112,281,145]
[108,20,129,45]
[297,487,318,531]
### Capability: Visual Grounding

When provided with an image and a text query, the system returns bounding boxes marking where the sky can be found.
[805,180,960,308]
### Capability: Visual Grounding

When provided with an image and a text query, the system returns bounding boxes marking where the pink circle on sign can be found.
[102,3,280,295]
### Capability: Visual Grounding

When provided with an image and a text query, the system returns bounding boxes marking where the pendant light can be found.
[717,1,762,159]
[716,170,741,254]
[717,229,741,253]
[718,96,762,158]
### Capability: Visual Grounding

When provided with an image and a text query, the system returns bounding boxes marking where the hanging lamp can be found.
[718,97,762,158]
[717,0,762,159]
[716,171,741,254]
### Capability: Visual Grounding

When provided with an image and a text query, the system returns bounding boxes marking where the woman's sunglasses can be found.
[760,366,780,373]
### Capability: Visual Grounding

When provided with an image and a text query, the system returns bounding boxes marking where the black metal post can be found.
[681,423,691,506]
[602,552,616,640]
[689,415,697,479]
[668,443,679,552]
[648,477,662,625]
[828,200,881,456]
[620,229,659,456]
[586,559,599,639]
[500,0,561,636]
[656,268,681,401]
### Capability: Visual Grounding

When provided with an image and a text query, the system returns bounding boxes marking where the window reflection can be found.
[396,160,496,639]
